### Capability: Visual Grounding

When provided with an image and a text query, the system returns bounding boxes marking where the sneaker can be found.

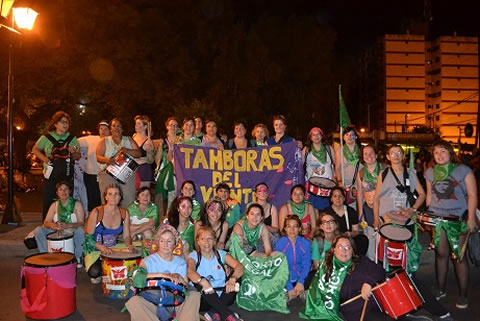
[434,289,447,301]
[90,277,102,284]
[404,313,433,320]
[435,313,454,321]
[225,314,243,321]
[203,312,221,321]
[76,257,83,269]
[456,296,468,309]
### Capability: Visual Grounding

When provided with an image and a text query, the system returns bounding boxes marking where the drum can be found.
[106,152,139,184]
[373,270,423,319]
[21,252,76,320]
[47,231,74,254]
[416,212,438,232]
[376,224,412,268]
[306,177,336,197]
[137,278,185,306]
[101,249,142,299]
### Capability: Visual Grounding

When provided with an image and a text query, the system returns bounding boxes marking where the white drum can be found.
[106,152,139,184]
[47,231,74,254]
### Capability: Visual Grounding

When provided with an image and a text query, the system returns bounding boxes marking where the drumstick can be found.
[340,281,388,306]
[111,247,133,253]
[459,231,471,262]
[360,298,369,321]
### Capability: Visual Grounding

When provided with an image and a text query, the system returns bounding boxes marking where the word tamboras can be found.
[373,270,424,319]
[306,177,336,197]
[21,252,77,320]
[47,231,74,254]
[101,249,141,299]
[376,223,412,269]
[106,152,139,184]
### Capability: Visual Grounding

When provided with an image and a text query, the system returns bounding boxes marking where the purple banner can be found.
[174,142,304,211]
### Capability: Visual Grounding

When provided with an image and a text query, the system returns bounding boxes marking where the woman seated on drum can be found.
[187,226,244,321]
[126,224,201,321]
[202,120,224,150]
[274,215,312,301]
[34,181,85,265]
[323,187,369,255]
[279,184,317,239]
[300,234,385,321]
[425,140,478,309]
[167,196,195,258]
[96,118,141,207]
[84,183,134,284]
[302,127,336,211]
[180,180,202,221]
[311,213,340,270]
[127,187,159,241]
[132,115,155,188]
[194,197,229,250]
[231,203,273,257]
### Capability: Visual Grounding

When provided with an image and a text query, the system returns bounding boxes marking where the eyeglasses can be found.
[321,220,336,226]
[336,245,352,251]
[389,151,403,156]
[59,119,69,125]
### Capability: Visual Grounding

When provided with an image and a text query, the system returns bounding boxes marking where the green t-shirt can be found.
[36,131,79,172]
[127,202,160,227]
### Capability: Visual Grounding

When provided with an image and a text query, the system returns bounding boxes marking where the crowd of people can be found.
[29,110,479,321]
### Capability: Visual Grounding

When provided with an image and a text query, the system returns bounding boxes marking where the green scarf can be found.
[433,163,457,182]
[300,257,352,321]
[343,144,360,166]
[288,200,308,219]
[57,197,76,223]
[363,162,381,185]
[243,220,261,247]
[191,198,202,221]
[433,220,467,260]
[311,144,327,164]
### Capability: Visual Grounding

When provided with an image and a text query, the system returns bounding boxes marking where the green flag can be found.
[409,148,415,170]
[339,84,351,129]
[228,233,290,314]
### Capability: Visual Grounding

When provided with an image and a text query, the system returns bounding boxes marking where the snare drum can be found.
[47,231,74,254]
[21,253,76,320]
[101,249,142,299]
[106,152,139,184]
[306,177,336,197]
[373,270,423,319]
[376,224,412,269]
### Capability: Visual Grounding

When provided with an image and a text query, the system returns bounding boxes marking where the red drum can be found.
[306,177,336,197]
[376,224,412,269]
[101,250,142,299]
[373,270,424,319]
[106,152,139,184]
[416,212,438,232]
[21,252,76,320]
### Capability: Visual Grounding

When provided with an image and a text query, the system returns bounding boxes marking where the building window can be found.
[406,77,409,80]
[435,57,440,62]
[428,104,433,109]
[436,104,440,109]
[406,101,409,104]
[436,116,440,121]
[435,80,440,86]
[406,89,409,92]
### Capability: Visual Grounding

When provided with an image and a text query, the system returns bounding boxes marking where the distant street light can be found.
[1,2,38,225]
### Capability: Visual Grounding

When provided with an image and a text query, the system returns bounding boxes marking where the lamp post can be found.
[1,3,38,225]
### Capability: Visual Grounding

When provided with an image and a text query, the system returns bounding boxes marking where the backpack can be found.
[45,134,75,181]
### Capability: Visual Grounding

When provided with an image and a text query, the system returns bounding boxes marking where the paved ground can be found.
[1,172,479,321]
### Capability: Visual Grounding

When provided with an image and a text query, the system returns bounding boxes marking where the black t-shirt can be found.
[324,205,358,233]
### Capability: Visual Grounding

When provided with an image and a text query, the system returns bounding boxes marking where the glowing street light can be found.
[1,1,38,225]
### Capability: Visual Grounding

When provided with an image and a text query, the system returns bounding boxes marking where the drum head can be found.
[102,248,141,260]
[47,231,73,240]
[24,252,75,267]
[309,177,336,187]
[379,224,412,242]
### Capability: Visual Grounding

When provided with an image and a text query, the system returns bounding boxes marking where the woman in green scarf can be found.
[425,140,478,309]
[231,203,273,257]
[300,234,385,321]
[33,181,85,266]
[279,184,317,239]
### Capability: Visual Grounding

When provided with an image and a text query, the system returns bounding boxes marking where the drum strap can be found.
[344,205,350,231]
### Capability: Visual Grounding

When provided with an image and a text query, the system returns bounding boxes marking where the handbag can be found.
[345,161,360,205]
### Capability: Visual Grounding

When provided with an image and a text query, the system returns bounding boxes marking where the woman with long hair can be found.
[425,140,477,309]
[132,115,155,188]
[180,180,202,221]
[311,213,340,270]
[250,123,269,147]
[167,196,195,257]
[194,197,229,250]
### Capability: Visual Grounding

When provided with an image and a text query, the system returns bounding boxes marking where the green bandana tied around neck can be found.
[288,200,308,219]
[433,163,457,182]
[300,256,352,321]
[191,198,201,221]
[243,220,261,247]
[343,144,360,167]
[363,162,381,185]
[311,144,327,164]
[57,197,76,223]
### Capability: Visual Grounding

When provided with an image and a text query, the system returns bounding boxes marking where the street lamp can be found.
[1,2,38,225]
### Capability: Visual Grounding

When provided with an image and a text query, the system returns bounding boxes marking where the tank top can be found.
[99,136,133,171]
